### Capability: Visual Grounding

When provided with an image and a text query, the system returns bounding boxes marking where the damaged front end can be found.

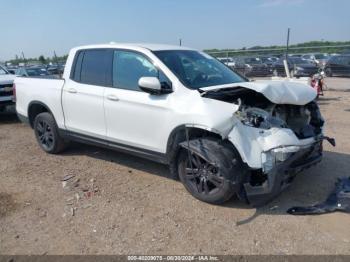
[201,83,335,206]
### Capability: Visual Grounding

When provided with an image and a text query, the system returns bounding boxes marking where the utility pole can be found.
[54,51,59,66]
[285,28,290,60]
[21,51,26,66]
[284,28,291,78]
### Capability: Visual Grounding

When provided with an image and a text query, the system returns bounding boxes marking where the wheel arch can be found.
[166,124,240,176]
[28,101,55,128]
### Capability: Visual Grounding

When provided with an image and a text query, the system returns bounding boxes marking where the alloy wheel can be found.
[184,151,224,195]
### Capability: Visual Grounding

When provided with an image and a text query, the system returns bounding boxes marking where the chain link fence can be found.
[205,45,350,78]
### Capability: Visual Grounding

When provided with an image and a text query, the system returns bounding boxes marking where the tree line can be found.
[204,40,350,56]
[6,54,68,65]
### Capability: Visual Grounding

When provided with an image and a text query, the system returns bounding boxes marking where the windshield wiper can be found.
[199,88,226,97]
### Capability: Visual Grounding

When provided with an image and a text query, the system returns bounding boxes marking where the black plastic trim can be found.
[59,129,168,164]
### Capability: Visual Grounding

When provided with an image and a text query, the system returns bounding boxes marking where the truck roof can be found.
[73,43,196,52]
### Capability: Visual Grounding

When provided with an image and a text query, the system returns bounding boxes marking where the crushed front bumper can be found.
[243,139,323,207]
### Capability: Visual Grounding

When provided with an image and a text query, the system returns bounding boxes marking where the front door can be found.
[104,50,172,153]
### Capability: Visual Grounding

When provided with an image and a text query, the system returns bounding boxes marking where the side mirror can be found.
[138,77,162,95]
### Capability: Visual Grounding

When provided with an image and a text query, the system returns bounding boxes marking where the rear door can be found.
[62,49,113,139]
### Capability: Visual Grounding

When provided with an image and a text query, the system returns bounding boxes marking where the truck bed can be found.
[15,77,66,129]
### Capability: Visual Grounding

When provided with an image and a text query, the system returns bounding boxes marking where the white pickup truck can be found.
[15,43,334,206]
[0,65,16,111]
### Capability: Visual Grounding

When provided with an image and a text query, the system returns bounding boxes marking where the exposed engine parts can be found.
[202,86,324,139]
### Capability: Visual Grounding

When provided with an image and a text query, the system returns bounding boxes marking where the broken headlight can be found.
[261,146,300,173]
[238,107,287,130]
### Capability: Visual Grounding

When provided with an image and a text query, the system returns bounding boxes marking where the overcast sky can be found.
[0,0,349,60]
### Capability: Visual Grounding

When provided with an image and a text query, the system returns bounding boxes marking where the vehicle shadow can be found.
[62,142,173,180]
[0,108,19,124]
[318,97,341,102]
[318,96,341,106]
[63,144,349,220]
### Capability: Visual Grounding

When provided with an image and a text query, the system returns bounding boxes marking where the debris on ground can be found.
[287,177,350,215]
[61,174,75,182]
[61,176,99,218]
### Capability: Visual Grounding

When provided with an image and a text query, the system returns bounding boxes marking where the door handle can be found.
[67,88,77,94]
[106,95,119,101]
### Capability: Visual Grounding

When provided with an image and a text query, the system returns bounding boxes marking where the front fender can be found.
[227,123,317,169]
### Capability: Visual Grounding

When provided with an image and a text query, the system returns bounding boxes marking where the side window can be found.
[71,51,84,82]
[113,50,171,91]
[338,57,346,65]
[72,49,112,86]
[332,56,340,64]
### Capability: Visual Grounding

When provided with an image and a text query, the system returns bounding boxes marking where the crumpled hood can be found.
[0,74,16,85]
[200,80,317,105]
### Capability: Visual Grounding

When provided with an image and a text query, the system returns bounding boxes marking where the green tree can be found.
[39,55,46,65]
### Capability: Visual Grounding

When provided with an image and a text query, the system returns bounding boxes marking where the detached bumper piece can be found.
[287,177,350,215]
[244,140,324,207]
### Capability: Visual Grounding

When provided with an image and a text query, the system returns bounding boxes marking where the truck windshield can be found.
[153,50,245,89]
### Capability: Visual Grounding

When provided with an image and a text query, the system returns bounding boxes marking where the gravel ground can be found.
[1,89,350,255]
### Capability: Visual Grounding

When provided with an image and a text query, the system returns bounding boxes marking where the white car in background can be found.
[217,57,236,68]
[0,65,16,111]
[301,53,329,67]
[15,43,334,206]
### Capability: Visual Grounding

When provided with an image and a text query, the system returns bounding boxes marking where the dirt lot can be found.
[1,89,350,255]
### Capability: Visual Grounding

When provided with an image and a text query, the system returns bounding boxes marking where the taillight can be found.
[12,83,16,102]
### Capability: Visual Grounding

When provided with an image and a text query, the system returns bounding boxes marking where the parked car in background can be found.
[47,64,65,75]
[233,57,270,76]
[0,65,16,111]
[301,53,329,67]
[15,43,328,206]
[6,66,18,75]
[259,56,279,73]
[16,67,57,78]
[259,56,278,66]
[324,55,350,77]
[272,57,319,77]
[288,54,303,58]
[217,57,235,67]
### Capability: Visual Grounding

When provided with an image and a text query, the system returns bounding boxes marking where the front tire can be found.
[177,138,245,204]
[325,68,332,77]
[33,112,68,154]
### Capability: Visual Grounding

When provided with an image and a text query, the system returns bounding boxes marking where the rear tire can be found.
[177,138,245,204]
[33,112,68,154]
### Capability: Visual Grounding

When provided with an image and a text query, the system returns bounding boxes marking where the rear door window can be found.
[71,51,84,82]
[72,49,113,86]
